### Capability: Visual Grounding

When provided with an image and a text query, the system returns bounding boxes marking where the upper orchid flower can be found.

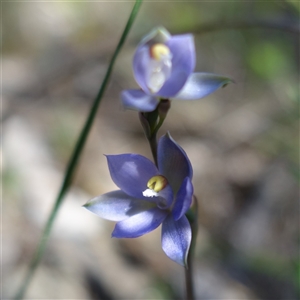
[121,27,232,112]
[84,133,193,266]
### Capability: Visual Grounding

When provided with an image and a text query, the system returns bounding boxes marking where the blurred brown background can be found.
[2,1,299,299]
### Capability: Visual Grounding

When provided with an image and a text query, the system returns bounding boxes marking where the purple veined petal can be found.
[106,154,159,199]
[161,214,192,266]
[83,190,155,221]
[121,89,159,112]
[112,207,168,238]
[157,133,193,194]
[172,177,193,221]
[156,34,196,98]
[172,72,233,100]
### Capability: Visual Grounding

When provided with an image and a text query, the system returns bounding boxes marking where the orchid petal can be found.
[121,89,159,112]
[156,34,195,97]
[172,72,233,100]
[158,133,193,194]
[83,190,155,221]
[112,208,168,238]
[133,46,152,94]
[172,177,193,221]
[106,154,159,199]
[161,215,191,266]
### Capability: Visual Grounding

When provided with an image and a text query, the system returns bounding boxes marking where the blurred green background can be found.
[2,1,299,299]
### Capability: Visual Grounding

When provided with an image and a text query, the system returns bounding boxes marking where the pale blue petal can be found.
[156,34,195,97]
[112,208,168,238]
[156,72,189,98]
[161,215,192,266]
[158,133,193,194]
[121,89,159,112]
[172,177,193,221]
[106,154,159,199]
[133,46,152,94]
[172,72,233,100]
[83,190,155,221]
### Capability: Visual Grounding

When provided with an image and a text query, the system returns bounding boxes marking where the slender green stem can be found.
[148,113,166,166]
[152,115,165,136]
[141,100,171,166]
[185,195,199,300]
[149,133,158,166]
[185,262,194,300]
[14,1,143,299]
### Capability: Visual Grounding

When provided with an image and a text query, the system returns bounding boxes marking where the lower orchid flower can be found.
[84,133,194,266]
[121,27,232,112]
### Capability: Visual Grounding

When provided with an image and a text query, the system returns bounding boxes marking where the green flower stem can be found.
[140,99,171,166]
[148,113,166,166]
[185,196,199,300]
[149,133,158,166]
[140,99,197,298]
[14,1,143,299]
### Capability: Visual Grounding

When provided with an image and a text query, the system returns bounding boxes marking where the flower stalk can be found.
[139,99,171,166]
[149,134,158,166]
[185,196,199,300]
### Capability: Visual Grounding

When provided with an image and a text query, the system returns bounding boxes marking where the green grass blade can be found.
[14,1,143,299]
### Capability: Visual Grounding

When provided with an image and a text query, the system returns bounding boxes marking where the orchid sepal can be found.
[172,72,233,101]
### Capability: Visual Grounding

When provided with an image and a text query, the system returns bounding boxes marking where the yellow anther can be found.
[150,43,171,61]
[147,175,168,192]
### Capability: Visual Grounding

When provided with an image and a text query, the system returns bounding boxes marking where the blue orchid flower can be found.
[84,133,194,266]
[121,27,232,112]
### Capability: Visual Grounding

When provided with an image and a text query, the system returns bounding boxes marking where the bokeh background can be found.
[2,1,299,299]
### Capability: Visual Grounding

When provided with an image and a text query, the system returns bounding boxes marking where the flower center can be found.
[142,175,168,197]
[150,44,171,60]
[147,43,172,93]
